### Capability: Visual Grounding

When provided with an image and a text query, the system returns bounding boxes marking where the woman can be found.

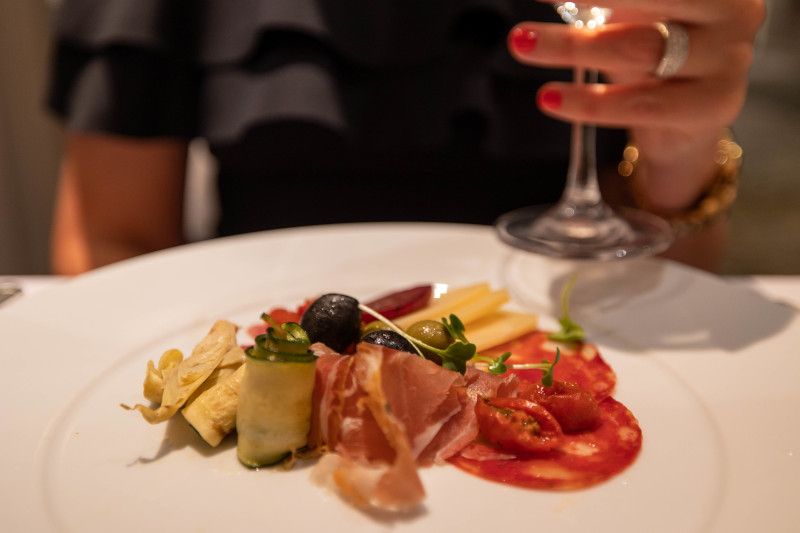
[48,0,764,274]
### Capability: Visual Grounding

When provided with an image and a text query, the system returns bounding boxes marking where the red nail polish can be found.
[509,27,538,54]
[538,89,562,110]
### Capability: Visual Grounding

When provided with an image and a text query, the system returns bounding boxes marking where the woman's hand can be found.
[508,0,765,212]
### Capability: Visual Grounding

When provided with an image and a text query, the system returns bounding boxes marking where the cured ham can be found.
[309,343,425,511]
[417,368,518,464]
[309,343,517,463]
[308,342,516,510]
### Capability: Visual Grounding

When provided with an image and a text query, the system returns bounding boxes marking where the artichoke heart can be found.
[186,345,245,405]
[182,364,245,447]
[123,320,237,423]
[143,349,184,404]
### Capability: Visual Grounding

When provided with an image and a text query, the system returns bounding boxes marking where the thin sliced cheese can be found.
[465,310,538,352]
[395,283,492,329]
[445,289,509,325]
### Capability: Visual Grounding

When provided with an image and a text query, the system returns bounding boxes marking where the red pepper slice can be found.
[475,397,562,455]
[360,284,432,324]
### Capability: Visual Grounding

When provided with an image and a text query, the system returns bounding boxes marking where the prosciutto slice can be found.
[309,343,515,510]
[418,368,518,464]
[310,343,425,511]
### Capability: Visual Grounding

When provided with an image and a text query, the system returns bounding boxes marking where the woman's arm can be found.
[51,133,189,275]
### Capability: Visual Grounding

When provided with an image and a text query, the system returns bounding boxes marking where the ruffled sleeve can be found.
[48,0,199,138]
[195,0,569,158]
[48,0,622,163]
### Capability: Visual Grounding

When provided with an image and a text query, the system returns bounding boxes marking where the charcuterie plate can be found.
[1,224,797,532]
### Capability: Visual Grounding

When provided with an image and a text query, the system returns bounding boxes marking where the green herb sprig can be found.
[247,313,316,362]
[548,276,585,343]
[359,305,561,383]
[509,348,561,386]
[472,352,512,375]
[359,305,477,373]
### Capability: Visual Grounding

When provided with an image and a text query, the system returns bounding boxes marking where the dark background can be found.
[0,0,797,274]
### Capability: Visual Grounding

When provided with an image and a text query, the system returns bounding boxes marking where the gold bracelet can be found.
[619,131,742,237]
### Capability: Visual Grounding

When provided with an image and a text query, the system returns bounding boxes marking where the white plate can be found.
[1,223,798,532]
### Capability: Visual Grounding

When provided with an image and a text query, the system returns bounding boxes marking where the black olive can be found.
[362,330,416,354]
[300,294,361,353]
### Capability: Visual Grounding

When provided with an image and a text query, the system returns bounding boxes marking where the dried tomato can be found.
[269,308,302,325]
[475,397,562,455]
[245,307,302,339]
[521,381,600,434]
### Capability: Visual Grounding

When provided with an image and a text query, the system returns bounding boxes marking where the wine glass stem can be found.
[561,67,602,210]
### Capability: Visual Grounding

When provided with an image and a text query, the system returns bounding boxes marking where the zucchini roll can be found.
[237,318,317,468]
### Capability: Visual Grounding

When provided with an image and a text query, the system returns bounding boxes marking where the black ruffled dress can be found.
[48,0,624,236]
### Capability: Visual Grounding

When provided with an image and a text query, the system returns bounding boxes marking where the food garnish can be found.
[363,303,560,380]
[510,348,561,386]
[360,304,476,373]
[548,276,585,344]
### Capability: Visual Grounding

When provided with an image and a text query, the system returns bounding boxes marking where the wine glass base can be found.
[495,204,674,260]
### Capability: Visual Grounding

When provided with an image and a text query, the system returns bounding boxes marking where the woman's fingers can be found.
[509,23,748,79]
[512,1,765,134]
[535,77,747,129]
[534,0,758,25]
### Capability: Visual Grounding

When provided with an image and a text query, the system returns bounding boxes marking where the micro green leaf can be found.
[442,314,468,343]
[444,341,477,362]
[488,352,512,375]
[359,304,476,371]
[548,275,585,343]
[442,360,460,373]
[508,347,562,386]
[540,348,561,387]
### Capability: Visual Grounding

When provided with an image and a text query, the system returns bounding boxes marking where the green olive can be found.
[406,320,452,356]
[361,320,387,337]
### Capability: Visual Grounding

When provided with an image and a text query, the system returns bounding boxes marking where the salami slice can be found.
[484,331,617,400]
[450,397,642,490]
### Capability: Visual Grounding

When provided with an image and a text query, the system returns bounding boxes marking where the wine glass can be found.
[495,2,674,260]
